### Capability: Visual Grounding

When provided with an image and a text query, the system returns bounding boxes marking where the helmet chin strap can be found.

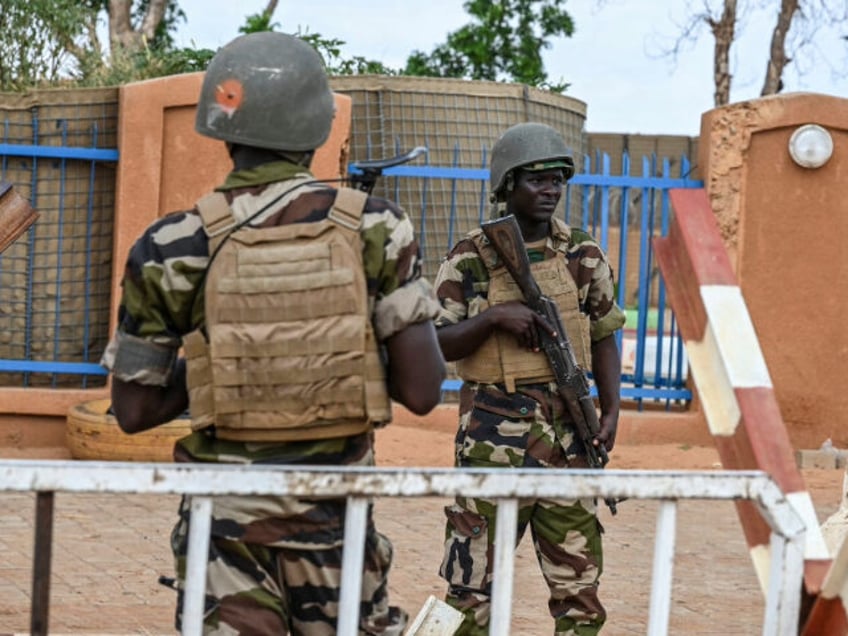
[488,172,515,214]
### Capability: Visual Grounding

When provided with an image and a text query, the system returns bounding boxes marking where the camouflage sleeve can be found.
[100,211,209,384]
[433,238,490,328]
[362,197,440,341]
[567,228,626,342]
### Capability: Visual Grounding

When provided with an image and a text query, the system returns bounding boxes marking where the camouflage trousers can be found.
[165,430,407,634]
[439,382,607,636]
[170,494,406,635]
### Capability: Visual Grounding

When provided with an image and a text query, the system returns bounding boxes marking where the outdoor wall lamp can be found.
[788,123,834,169]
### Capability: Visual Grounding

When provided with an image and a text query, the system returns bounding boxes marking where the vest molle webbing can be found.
[184,187,391,441]
[457,228,592,392]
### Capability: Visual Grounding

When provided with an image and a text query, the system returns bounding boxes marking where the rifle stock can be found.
[481,214,618,515]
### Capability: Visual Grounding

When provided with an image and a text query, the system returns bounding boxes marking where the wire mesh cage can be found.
[0,87,118,388]
[330,76,588,280]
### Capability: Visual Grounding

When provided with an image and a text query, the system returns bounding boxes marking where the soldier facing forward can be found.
[433,122,626,635]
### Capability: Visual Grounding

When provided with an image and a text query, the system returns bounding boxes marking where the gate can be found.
[0,460,805,636]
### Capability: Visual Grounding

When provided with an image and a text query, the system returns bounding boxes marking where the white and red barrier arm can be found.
[654,188,842,633]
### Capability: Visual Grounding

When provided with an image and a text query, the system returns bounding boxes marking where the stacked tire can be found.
[66,399,191,462]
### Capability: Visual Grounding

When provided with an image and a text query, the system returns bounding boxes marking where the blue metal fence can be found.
[0,122,700,406]
[0,99,118,388]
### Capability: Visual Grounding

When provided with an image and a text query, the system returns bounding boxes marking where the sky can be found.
[170,0,848,136]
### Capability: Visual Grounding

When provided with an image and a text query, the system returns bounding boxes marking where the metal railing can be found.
[0,460,806,636]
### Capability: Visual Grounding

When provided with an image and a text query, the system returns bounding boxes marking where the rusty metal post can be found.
[31,491,54,636]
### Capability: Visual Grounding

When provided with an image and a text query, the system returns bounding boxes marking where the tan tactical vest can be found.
[456,229,592,392]
[183,188,391,442]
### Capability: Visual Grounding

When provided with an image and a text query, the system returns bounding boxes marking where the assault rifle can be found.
[349,146,428,195]
[481,214,619,515]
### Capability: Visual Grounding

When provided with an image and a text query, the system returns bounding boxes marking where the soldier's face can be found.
[507,168,564,223]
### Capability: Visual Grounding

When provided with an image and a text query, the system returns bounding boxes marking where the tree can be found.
[240,0,280,34]
[108,0,171,53]
[402,0,575,92]
[659,0,848,107]
[0,0,94,89]
[0,0,214,89]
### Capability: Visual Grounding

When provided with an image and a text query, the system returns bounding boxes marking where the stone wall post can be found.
[699,92,848,449]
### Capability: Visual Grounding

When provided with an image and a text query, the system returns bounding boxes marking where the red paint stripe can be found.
[802,594,848,635]
[653,226,707,342]
[713,431,759,470]
[735,387,805,493]
[732,500,772,555]
[806,560,834,597]
[668,189,738,286]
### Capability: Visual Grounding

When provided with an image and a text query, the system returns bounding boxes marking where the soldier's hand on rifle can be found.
[489,301,557,352]
[595,411,619,452]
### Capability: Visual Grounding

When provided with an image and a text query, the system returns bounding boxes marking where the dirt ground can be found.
[0,404,844,635]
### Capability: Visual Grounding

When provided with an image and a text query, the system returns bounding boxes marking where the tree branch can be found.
[708,0,737,106]
[762,0,799,95]
[262,0,279,20]
[140,0,168,43]
[108,0,134,50]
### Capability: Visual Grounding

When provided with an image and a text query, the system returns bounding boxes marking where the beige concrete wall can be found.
[699,92,848,449]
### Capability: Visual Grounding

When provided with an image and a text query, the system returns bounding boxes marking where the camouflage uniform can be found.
[434,218,626,636]
[102,162,439,635]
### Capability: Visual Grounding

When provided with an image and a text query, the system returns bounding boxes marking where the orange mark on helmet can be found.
[215,79,244,116]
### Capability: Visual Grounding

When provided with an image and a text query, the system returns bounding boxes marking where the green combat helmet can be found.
[195,31,335,152]
[489,122,576,201]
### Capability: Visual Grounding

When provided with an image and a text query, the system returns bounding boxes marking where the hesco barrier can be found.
[0,87,118,389]
[330,75,588,280]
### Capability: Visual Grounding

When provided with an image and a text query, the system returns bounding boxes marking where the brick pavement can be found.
[0,417,843,635]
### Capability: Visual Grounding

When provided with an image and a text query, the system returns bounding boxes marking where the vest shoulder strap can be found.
[328,188,368,231]
[195,192,236,255]
[468,227,500,272]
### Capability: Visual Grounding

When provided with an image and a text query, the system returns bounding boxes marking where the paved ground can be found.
[0,411,843,635]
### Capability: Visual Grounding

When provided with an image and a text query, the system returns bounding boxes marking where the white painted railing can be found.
[0,460,806,636]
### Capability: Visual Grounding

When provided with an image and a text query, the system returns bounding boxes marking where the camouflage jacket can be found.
[102,161,439,464]
[434,217,626,342]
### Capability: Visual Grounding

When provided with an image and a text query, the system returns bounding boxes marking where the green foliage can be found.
[295,30,396,76]
[137,0,188,50]
[239,11,281,34]
[0,0,94,90]
[332,56,397,76]
[0,0,212,90]
[0,0,574,93]
[74,43,216,87]
[402,0,573,92]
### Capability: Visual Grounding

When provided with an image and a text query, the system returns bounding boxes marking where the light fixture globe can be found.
[788,124,834,169]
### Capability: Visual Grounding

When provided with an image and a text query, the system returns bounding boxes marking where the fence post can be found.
[183,496,213,636]
[31,491,54,636]
[490,498,519,636]
[647,500,677,635]
[338,496,369,636]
